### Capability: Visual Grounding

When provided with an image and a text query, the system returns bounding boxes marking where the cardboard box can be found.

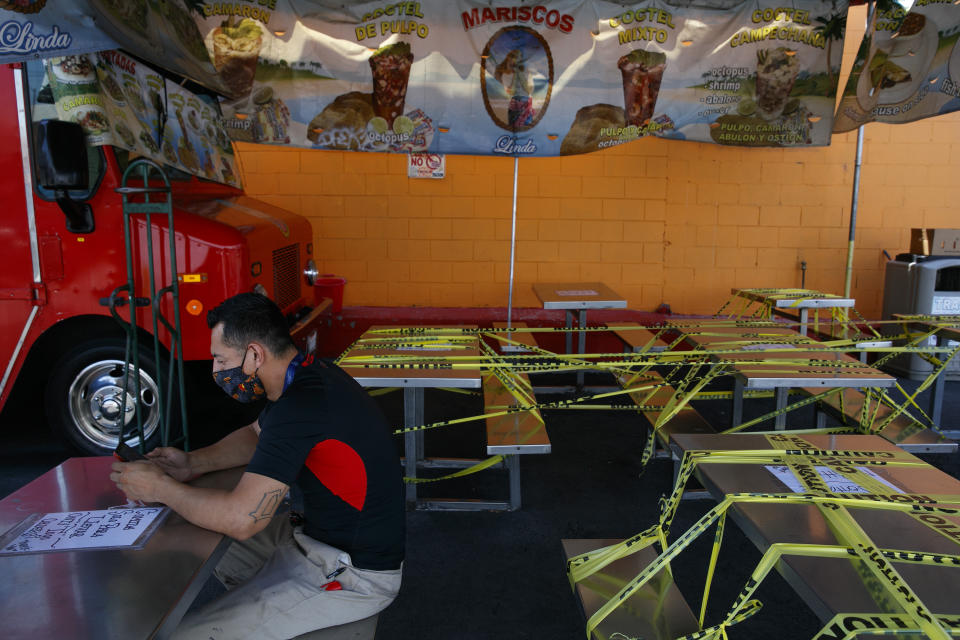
[910,228,960,255]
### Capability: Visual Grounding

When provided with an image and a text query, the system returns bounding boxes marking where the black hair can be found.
[207,293,295,357]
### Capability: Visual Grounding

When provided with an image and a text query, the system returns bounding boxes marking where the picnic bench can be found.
[608,321,716,488]
[617,369,716,491]
[483,330,551,510]
[562,539,699,640]
[610,321,670,354]
[483,373,550,511]
[618,371,715,449]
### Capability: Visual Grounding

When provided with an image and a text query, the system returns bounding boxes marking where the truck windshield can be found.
[26,57,231,192]
[113,147,195,182]
[25,60,105,201]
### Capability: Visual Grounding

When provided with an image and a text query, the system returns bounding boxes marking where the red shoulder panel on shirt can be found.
[304,439,368,511]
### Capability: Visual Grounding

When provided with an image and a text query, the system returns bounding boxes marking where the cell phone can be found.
[114,442,147,462]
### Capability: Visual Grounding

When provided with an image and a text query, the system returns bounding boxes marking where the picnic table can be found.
[338,326,550,511]
[669,433,960,628]
[673,320,894,428]
[532,282,627,354]
[0,457,242,639]
[727,288,856,336]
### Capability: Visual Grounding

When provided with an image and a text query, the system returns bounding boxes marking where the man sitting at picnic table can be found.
[111,293,405,639]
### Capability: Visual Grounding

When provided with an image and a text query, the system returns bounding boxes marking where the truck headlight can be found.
[304,258,318,286]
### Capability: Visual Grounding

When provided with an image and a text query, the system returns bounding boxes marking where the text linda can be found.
[0,21,72,56]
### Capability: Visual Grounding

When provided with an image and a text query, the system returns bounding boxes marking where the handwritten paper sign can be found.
[765,465,904,494]
[0,508,168,555]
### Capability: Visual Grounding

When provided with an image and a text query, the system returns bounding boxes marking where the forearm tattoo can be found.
[248,489,283,522]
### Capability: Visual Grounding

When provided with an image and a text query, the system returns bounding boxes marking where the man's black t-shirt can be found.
[246,355,405,570]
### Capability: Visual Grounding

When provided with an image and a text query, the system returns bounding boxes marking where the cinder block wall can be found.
[237,6,960,318]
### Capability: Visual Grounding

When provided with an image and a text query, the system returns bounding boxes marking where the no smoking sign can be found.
[407,153,445,179]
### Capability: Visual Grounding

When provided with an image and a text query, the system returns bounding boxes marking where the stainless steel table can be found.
[533,282,627,388]
[338,326,490,510]
[669,433,960,632]
[676,321,894,428]
[731,288,856,337]
[532,282,627,354]
[0,457,242,640]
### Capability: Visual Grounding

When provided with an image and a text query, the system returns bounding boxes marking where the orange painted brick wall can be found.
[236,6,960,319]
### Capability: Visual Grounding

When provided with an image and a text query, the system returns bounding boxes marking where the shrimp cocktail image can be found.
[369,42,414,128]
[755,47,799,118]
[211,16,263,97]
[617,49,667,127]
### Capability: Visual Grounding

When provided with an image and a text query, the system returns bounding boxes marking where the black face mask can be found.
[212,348,265,403]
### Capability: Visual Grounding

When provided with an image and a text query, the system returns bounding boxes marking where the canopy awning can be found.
[3,0,957,156]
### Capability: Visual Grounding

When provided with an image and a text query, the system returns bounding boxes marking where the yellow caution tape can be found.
[339,319,960,487]
[820,505,951,639]
[568,429,960,636]
[639,444,958,636]
[574,492,960,639]
[814,612,960,640]
[403,454,504,484]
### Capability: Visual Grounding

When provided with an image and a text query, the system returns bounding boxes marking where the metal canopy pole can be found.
[843,1,874,299]
[506,157,519,328]
[843,125,864,298]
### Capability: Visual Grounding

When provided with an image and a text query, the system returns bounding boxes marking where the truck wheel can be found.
[45,339,173,456]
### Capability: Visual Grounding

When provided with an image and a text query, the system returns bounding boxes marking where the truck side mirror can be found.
[33,119,95,234]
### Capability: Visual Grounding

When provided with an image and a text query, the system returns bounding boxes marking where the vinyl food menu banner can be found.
[3,0,852,153]
[44,50,240,186]
[220,0,851,153]
[834,0,960,132]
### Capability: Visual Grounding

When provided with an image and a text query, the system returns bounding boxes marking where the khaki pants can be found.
[172,517,402,640]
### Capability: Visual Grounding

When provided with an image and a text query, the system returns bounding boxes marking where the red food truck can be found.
[0,60,326,456]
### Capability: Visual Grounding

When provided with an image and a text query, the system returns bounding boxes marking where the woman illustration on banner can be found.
[495,49,535,130]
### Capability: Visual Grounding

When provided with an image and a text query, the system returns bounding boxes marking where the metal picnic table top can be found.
[669,433,960,631]
[532,282,628,310]
[337,326,483,389]
[732,288,856,309]
[671,320,895,390]
[0,457,242,640]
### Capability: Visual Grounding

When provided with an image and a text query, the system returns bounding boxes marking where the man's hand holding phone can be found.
[114,442,148,462]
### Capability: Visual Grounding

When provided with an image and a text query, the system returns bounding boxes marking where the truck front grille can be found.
[272,244,300,310]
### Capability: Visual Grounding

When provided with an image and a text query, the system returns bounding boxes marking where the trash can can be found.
[314,275,346,313]
[882,254,960,380]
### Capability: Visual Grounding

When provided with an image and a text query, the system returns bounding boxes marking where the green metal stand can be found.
[106,159,189,452]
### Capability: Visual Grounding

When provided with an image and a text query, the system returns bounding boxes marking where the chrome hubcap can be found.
[67,359,161,448]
